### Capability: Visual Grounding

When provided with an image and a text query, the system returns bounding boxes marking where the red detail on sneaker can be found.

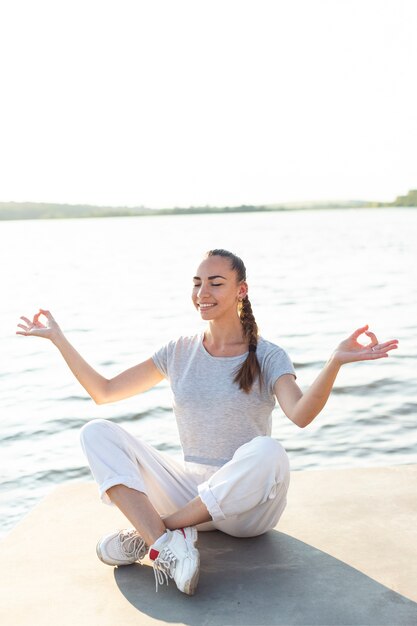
[180,528,186,538]
[149,548,159,561]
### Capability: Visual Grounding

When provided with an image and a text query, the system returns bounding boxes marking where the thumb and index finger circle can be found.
[365,330,378,348]
[34,309,55,325]
[350,325,379,349]
[350,325,369,340]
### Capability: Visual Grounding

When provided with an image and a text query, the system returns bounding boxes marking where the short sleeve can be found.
[151,336,196,381]
[151,342,172,378]
[261,343,296,393]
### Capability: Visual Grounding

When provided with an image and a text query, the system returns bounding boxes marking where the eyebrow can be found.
[193,275,227,281]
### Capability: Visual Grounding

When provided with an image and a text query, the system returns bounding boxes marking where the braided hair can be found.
[205,249,261,393]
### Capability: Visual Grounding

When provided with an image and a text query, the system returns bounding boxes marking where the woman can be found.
[17,248,398,596]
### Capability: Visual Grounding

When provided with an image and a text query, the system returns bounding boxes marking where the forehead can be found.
[194,256,234,278]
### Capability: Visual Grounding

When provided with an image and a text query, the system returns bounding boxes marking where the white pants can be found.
[80,419,290,538]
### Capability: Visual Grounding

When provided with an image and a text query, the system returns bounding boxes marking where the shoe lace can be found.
[152,547,176,592]
[120,529,147,561]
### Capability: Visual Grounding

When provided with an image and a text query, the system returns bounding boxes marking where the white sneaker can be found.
[149,527,200,595]
[96,528,148,566]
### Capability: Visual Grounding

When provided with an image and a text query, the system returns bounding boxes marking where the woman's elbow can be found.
[288,412,313,429]
[294,419,309,429]
[90,381,112,405]
[92,395,106,405]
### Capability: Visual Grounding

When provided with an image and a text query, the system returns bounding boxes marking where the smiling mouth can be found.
[198,303,216,310]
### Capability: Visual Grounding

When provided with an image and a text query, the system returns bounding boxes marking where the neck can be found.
[204,317,245,349]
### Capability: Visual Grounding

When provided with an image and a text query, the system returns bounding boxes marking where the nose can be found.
[197,282,209,300]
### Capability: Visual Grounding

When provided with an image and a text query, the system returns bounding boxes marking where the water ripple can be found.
[2,210,416,538]
[396,402,417,415]
[332,378,400,395]
[2,466,91,490]
[0,407,173,445]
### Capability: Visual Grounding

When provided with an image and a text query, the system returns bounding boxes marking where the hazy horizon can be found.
[0,193,404,210]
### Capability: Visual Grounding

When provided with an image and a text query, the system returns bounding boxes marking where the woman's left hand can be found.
[332,325,399,366]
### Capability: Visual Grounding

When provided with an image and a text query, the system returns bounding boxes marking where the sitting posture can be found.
[17,248,398,595]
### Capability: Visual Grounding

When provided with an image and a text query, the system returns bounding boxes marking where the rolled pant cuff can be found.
[99,475,147,504]
[198,481,225,522]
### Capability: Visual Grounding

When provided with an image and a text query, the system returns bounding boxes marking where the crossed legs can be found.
[106,485,211,545]
[80,419,290,541]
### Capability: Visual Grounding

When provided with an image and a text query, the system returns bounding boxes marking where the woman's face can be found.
[192,256,248,321]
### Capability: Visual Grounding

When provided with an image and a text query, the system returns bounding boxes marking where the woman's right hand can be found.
[16,309,61,342]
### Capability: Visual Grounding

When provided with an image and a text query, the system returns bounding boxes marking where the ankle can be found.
[152,531,168,548]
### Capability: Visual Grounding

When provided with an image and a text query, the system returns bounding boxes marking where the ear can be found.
[237,281,248,300]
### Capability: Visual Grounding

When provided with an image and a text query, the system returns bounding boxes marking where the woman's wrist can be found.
[328,351,343,370]
[51,327,65,347]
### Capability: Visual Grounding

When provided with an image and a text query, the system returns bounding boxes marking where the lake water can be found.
[1,209,416,538]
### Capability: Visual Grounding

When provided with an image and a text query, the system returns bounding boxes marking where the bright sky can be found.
[0,0,416,208]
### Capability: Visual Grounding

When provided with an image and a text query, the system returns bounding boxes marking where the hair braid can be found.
[205,248,262,393]
[239,296,258,348]
[234,295,262,392]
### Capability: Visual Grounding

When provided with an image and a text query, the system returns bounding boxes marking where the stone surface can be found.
[1,464,417,626]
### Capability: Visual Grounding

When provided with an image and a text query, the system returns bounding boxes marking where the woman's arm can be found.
[16,309,164,404]
[274,325,399,428]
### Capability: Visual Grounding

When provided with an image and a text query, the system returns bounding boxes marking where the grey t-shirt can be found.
[152,334,296,468]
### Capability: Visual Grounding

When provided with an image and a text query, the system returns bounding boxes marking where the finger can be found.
[350,325,369,340]
[31,320,46,330]
[373,339,399,350]
[20,316,32,325]
[369,345,398,357]
[38,309,55,323]
[17,323,29,331]
[380,343,399,352]
[32,314,44,328]
[384,344,398,352]
[365,330,378,347]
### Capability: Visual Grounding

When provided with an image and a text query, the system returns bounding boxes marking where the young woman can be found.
[17,249,398,596]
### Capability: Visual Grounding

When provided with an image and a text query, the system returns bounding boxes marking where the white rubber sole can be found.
[182,549,200,596]
[176,527,200,595]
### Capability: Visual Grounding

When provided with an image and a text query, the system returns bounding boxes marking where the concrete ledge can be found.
[1,465,417,625]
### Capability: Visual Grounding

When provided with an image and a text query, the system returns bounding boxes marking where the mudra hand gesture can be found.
[16,309,61,342]
[332,325,398,365]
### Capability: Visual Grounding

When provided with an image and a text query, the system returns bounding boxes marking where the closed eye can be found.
[193,282,224,285]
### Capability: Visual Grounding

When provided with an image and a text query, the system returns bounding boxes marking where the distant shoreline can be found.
[0,195,416,221]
